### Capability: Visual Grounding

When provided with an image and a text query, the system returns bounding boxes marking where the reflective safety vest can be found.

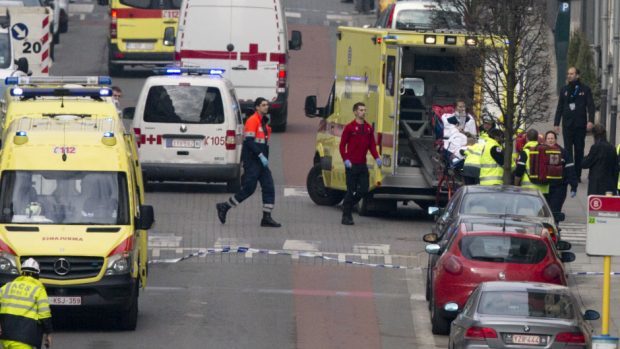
[463,142,485,177]
[0,276,51,348]
[617,144,620,190]
[521,140,550,194]
[479,138,503,185]
[479,131,491,143]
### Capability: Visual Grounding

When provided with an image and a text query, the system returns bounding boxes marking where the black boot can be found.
[261,212,281,227]
[216,202,231,224]
[341,206,354,225]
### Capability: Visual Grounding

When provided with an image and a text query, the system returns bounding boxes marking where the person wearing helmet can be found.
[0,258,52,349]
[479,113,496,143]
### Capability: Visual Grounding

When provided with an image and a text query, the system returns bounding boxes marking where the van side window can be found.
[230,90,243,125]
[144,85,225,124]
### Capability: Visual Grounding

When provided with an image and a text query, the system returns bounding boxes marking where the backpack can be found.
[526,143,563,185]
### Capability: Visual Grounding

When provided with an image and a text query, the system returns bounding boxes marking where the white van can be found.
[175,0,302,132]
[127,67,243,191]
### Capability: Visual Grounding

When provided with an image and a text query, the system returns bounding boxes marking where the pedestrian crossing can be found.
[559,222,587,245]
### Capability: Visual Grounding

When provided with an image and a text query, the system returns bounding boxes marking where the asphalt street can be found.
[47,1,450,348]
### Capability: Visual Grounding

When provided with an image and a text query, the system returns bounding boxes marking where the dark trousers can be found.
[234,159,275,205]
[463,176,479,185]
[343,164,369,214]
[563,126,586,178]
[548,183,568,216]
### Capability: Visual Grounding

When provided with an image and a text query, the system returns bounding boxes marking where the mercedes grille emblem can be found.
[524,325,530,332]
[180,124,187,133]
[53,258,71,276]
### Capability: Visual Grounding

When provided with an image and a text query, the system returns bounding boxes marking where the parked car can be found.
[422,216,572,302]
[375,0,463,30]
[429,185,564,244]
[426,219,575,335]
[449,281,599,348]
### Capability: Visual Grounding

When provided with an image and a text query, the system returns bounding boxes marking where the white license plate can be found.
[49,296,81,305]
[169,139,201,149]
[126,42,154,50]
[512,334,541,345]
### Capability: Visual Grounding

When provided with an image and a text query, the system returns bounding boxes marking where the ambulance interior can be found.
[395,46,476,177]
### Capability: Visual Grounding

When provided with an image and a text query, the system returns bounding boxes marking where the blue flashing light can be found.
[11,88,23,96]
[98,76,112,85]
[206,69,225,75]
[154,67,226,76]
[5,77,18,85]
[103,131,114,137]
[15,131,26,137]
[99,88,111,96]
[166,68,183,74]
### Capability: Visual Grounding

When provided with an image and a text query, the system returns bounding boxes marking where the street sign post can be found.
[587,195,620,340]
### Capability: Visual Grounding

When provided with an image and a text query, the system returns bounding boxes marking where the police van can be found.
[126,67,243,191]
[0,76,118,141]
[0,115,153,330]
[174,0,302,132]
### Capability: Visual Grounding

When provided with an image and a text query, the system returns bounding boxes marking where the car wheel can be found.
[226,177,241,193]
[118,283,138,331]
[431,294,450,335]
[271,121,287,132]
[306,163,345,206]
[108,61,124,76]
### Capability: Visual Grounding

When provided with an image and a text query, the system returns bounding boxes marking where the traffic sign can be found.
[11,23,28,41]
[586,195,620,256]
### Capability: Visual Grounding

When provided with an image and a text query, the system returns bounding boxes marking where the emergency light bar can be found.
[10,87,113,98]
[5,76,112,86]
[153,67,226,76]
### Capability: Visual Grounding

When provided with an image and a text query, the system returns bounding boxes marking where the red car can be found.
[426,219,575,335]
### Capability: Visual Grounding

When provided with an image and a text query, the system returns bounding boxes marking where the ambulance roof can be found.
[6,98,118,118]
[2,117,129,172]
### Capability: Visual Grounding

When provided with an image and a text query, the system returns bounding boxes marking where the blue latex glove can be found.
[376,158,382,167]
[570,191,577,198]
[258,153,269,167]
[344,160,352,168]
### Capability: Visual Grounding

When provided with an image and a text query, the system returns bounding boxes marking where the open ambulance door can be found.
[369,45,400,191]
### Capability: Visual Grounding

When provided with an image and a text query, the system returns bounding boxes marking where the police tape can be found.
[569,271,620,276]
[148,246,410,269]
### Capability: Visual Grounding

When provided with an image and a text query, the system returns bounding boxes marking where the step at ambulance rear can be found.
[131,68,242,183]
[175,0,288,109]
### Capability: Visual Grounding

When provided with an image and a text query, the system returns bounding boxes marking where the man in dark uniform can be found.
[582,124,619,195]
[554,67,596,181]
[216,97,281,228]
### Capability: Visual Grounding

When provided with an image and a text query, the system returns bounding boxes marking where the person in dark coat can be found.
[554,67,596,181]
[544,131,578,218]
[581,124,619,195]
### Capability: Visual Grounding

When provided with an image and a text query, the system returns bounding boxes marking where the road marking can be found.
[69,3,94,12]
[326,14,354,22]
[284,186,308,197]
[80,13,86,21]
[560,222,586,245]
[148,233,182,247]
[406,268,437,347]
[214,238,250,249]
[285,11,301,18]
[353,243,390,255]
[283,239,320,251]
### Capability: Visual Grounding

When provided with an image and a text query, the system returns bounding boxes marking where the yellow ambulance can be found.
[0,76,118,142]
[304,27,484,213]
[0,115,153,330]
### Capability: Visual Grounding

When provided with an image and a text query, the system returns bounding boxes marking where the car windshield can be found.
[0,32,10,69]
[144,85,225,124]
[0,171,129,225]
[395,9,463,30]
[460,193,550,217]
[478,291,575,319]
[120,0,181,9]
[459,235,548,264]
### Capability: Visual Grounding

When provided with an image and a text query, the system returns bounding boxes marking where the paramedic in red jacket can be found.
[339,102,382,225]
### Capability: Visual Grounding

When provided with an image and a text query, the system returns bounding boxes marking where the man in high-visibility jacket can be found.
[462,141,485,185]
[478,113,496,143]
[216,97,281,227]
[515,128,549,195]
[479,128,505,185]
[0,258,52,349]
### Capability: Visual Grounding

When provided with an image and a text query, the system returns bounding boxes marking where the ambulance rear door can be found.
[375,44,400,185]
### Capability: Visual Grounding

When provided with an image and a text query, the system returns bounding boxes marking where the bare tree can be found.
[442,0,552,184]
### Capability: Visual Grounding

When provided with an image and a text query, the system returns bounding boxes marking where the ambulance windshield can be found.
[0,170,130,225]
[0,32,10,69]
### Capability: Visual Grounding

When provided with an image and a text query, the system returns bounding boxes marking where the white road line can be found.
[283,186,307,197]
[285,11,301,18]
[406,268,437,347]
[326,14,354,22]
[283,239,320,251]
[353,243,390,255]
[214,238,250,249]
[69,3,94,12]
[80,13,86,21]
[148,233,182,248]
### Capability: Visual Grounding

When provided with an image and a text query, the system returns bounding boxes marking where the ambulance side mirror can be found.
[289,30,302,50]
[137,205,154,230]
[163,27,175,46]
[15,58,28,75]
[122,107,135,120]
[305,95,325,118]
